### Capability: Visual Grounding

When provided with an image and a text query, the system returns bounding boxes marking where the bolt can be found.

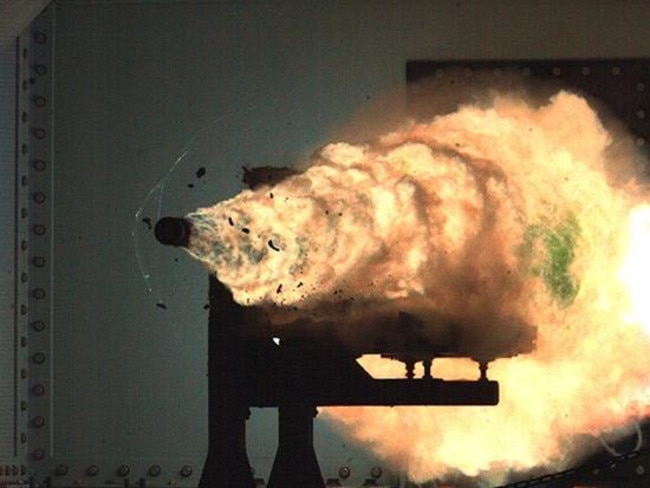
[32,352,46,364]
[35,65,47,76]
[636,464,645,476]
[32,416,45,428]
[147,465,161,477]
[34,31,47,44]
[55,465,68,476]
[33,159,47,171]
[33,128,46,140]
[32,320,46,332]
[32,448,45,461]
[86,465,100,477]
[33,192,46,204]
[32,288,46,299]
[33,384,46,396]
[117,465,130,477]
[338,466,350,479]
[180,465,193,478]
[33,224,46,236]
[370,466,383,479]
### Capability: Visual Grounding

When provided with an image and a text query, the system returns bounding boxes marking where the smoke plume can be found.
[184,90,650,484]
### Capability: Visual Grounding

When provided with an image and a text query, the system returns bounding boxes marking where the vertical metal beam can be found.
[199,276,255,488]
[267,404,325,488]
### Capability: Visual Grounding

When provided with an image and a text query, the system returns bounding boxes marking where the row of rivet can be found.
[46,464,194,478]
[26,23,52,469]
[12,25,34,473]
[433,64,648,80]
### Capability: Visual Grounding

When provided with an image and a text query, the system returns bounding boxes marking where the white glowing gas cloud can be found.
[185,91,650,483]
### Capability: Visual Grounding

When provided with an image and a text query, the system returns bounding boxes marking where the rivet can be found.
[33,128,46,140]
[22,80,28,91]
[33,192,46,204]
[22,175,28,187]
[20,304,27,315]
[21,433,27,444]
[21,400,27,411]
[32,352,46,364]
[32,416,45,428]
[22,111,28,123]
[32,256,46,268]
[35,64,47,76]
[180,466,193,478]
[55,465,69,476]
[637,464,646,476]
[22,143,28,154]
[33,384,46,396]
[32,448,45,461]
[32,288,46,300]
[21,368,28,379]
[34,32,47,44]
[33,224,46,236]
[21,272,28,283]
[32,320,46,332]
[86,465,100,477]
[117,465,130,477]
[33,159,47,171]
[21,336,27,347]
[370,466,383,479]
[21,240,28,251]
[148,465,161,477]
[34,96,47,108]
[338,466,351,479]
[21,208,28,219]
[23,47,29,59]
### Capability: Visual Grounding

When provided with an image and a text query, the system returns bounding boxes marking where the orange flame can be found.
[185,91,650,483]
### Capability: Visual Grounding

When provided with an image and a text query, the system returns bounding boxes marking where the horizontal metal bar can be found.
[249,379,499,407]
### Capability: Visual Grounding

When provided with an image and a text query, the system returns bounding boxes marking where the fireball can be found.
[183,91,650,484]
